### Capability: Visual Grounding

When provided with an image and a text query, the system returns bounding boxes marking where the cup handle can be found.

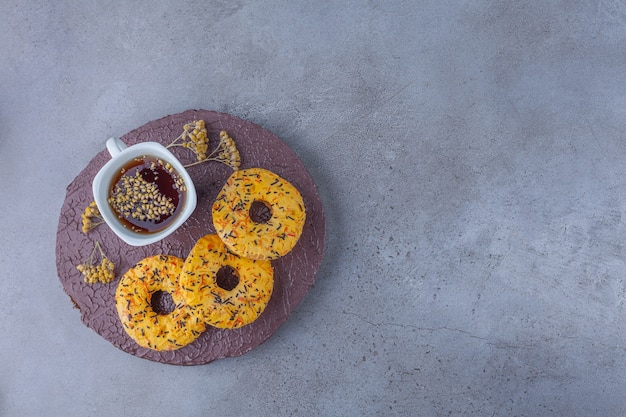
[106,137,127,157]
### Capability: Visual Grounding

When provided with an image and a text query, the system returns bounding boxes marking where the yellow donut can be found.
[115,255,205,351]
[177,234,274,329]
[212,167,306,260]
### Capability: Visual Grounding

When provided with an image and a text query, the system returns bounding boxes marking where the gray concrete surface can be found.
[3,0,626,415]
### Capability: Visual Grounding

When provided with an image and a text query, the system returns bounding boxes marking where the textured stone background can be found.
[3,1,626,415]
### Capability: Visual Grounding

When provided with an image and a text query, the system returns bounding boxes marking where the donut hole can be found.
[215,265,240,291]
[249,200,272,224]
[150,290,176,315]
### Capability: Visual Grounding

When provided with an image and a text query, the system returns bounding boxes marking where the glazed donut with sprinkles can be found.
[212,167,306,260]
[115,255,205,351]
[177,234,274,329]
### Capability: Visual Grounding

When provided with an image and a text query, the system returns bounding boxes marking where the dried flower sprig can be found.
[81,201,105,233]
[76,241,115,284]
[167,120,240,170]
[166,120,209,162]
[185,130,241,170]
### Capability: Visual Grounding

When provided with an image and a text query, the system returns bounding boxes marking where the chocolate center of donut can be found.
[215,266,240,291]
[249,200,272,224]
[150,290,176,315]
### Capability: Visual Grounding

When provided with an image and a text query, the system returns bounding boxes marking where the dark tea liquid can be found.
[108,156,186,234]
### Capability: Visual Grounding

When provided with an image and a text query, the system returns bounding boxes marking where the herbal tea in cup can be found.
[92,138,197,246]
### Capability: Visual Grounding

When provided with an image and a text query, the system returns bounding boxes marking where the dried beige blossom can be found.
[76,241,115,284]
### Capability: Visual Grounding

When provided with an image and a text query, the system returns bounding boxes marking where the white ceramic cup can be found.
[92,137,197,246]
